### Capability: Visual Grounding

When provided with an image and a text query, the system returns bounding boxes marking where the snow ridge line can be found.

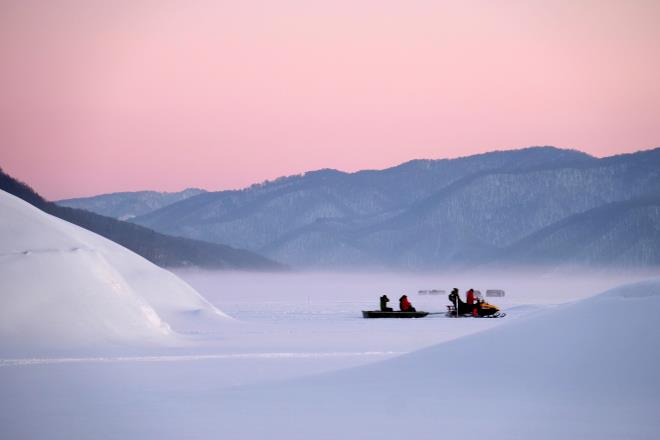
[0,247,94,256]
[0,351,402,367]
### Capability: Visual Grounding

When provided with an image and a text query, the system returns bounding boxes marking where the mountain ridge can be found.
[57,188,207,220]
[34,146,659,269]
[127,146,659,269]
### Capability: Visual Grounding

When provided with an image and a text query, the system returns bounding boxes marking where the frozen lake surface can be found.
[175,269,643,358]
[2,270,648,379]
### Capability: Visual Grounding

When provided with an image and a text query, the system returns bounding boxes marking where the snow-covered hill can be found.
[0,190,230,356]
[0,168,285,270]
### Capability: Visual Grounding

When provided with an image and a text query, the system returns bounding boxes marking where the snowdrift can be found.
[0,190,230,355]
[210,278,660,439]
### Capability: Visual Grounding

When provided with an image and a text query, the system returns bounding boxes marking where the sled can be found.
[362,310,429,319]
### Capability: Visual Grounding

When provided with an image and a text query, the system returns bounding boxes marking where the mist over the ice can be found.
[174,267,658,313]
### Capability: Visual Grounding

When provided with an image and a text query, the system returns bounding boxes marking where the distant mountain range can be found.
[58,188,206,221]
[53,147,660,269]
[0,169,284,271]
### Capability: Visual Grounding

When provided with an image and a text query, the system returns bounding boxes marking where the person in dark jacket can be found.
[380,294,393,312]
[448,288,461,316]
[399,295,416,312]
[448,288,459,304]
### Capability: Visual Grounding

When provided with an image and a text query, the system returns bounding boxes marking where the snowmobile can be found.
[446,292,506,318]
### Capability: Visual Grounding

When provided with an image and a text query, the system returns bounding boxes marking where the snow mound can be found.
[0,190,230,355]
[211,277,660,440]
[598,278,660,299]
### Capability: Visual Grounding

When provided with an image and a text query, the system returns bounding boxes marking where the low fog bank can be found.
[174,266,660,310]
[138,266,660,358]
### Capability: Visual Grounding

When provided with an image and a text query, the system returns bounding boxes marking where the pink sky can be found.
[1,0,659,200]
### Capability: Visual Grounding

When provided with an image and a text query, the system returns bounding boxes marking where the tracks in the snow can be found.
[0,351,402,367]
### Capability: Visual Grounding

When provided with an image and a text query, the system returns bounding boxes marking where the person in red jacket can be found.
[466,289,478,317]
[466,289,475,305]
[399,295,416,312]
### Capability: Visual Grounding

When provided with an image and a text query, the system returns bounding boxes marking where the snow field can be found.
[3,269,659,439]
[182,276,660,440]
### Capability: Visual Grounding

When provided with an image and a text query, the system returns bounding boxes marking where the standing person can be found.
[466,289,475,305]
[380,295,393,312]
[449,288,461,316]
[399,295,416,312]
[466,289,478,317]
[448,288,459,304]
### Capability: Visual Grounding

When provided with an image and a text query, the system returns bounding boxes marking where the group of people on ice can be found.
[379,294,416,312]
[448,287,483,317]
[377,288,502,318]
[379,288,480,314]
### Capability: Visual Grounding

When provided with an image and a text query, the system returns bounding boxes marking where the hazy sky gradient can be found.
[1,0,659,199]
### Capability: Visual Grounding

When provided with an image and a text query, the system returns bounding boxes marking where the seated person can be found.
[399,295,416,312]
[380,294,393,312]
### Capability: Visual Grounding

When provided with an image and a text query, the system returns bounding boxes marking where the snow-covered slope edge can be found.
[0,190,230,356]
[210,278,660,440]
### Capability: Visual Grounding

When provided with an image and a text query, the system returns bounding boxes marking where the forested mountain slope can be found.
[131,147,660,269]
[57,188,206,220]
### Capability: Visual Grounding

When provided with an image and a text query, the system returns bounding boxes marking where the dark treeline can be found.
[0,168,285,271]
